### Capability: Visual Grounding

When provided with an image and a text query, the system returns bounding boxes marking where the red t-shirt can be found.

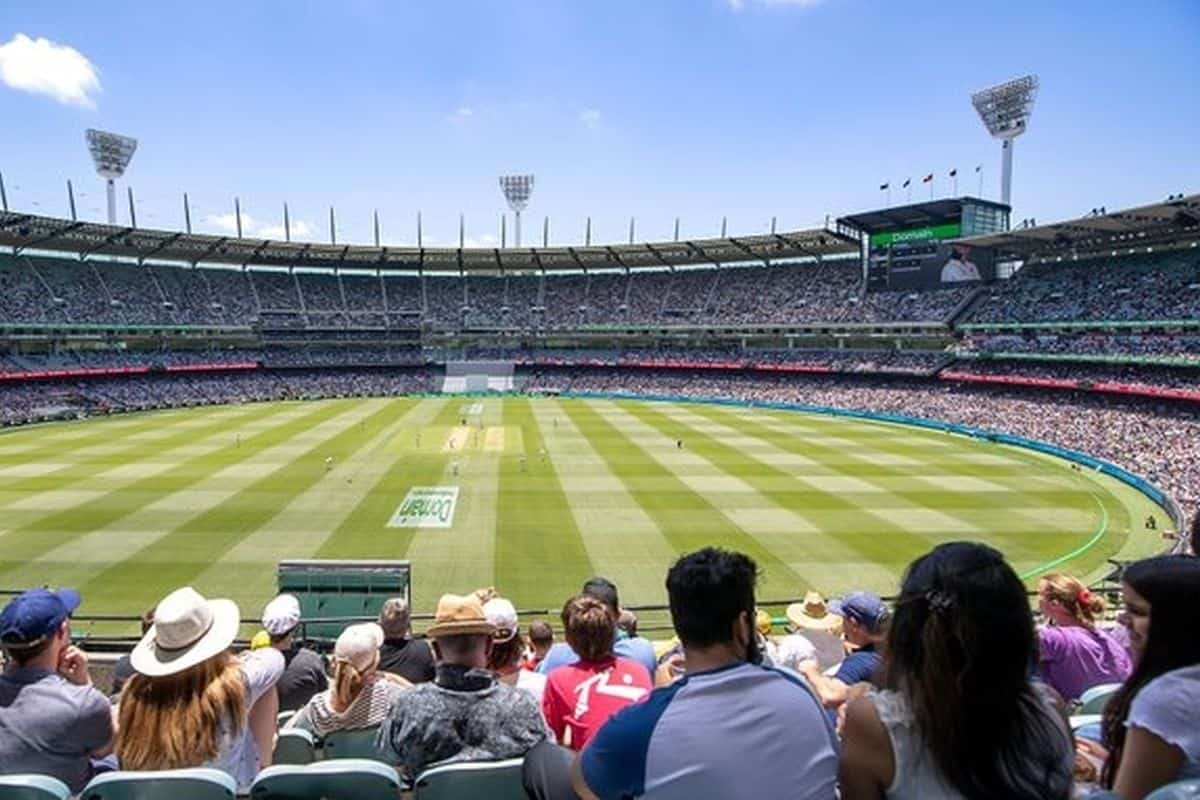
[542,656,652,750]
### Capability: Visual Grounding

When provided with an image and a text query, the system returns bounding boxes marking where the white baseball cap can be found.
[261,594,301,637]
[334,622,384,672]
[483,598,519,643]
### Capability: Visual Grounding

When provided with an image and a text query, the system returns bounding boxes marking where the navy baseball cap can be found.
[829,592,888,630]
[0,588,81,649]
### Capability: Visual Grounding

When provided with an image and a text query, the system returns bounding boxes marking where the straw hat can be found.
[786,591,843,631]
[130,587,240,677]
[426,593,496,638]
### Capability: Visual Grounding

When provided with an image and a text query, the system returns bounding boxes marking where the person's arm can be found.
[1112,726,1185,800]
[838,696,892,800]
[541,678,568,744]
[800,660,850,708]
[248,687,280,768]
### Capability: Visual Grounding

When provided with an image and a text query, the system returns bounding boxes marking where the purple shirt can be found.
[1038,625,1131,702]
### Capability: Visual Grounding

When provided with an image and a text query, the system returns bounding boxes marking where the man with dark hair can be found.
[0,588,114,792]
[528,547,838,800]
[110,605,155,697]
[523,621,554,671]
[536,577,656,676]
[542,595,651,751]
[377,596,435,684]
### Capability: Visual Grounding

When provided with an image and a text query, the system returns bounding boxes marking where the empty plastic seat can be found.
[249,759,400,800]
[79,768,236,800]
[413,758,525,800]
[1077,682,1123,714]
[0,775,70,800]
[274,728,318,765]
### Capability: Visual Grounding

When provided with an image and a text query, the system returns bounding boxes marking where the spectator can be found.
[617,609,638,639]
[286,623,409,738]
[110,606,155,698]
[785,591,846,670]
[1101,555,1200,796]
[262,593,327,711]
[839,542,1072,800]
[377,596,435,684]
[1036,572,1131,702]
[524,620,554,672]
[485,597,547,704]
[0,588,113,792]
[800,591,888,712]
[526,547,838,800]
[377,593,547,784]
[542,595,652,751]
[537,577,657,677]
[758,607,817,671]
[116,587,284,793]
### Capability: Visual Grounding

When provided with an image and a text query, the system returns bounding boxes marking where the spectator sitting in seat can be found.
[758,607,816,671]
[286,623,409,738]
[537,577,656,677]
[542,594,652,751]
[116,587,284,794]
[617,609,638,639]
[377,596,436,684]
[523,620,554,672]
[785,591,845,670]
[799,591,888,712]
[485,597,547,704]
[524,547,838,800]
[1036,572,1131,702]
[262,593,327,711]
[377,592,547,784]
[110,606,155,698]
[839,542,1073,800]
[1100,555,1200,797]
[0,588,114,792]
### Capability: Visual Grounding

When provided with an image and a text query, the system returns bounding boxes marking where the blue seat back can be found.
[414,758,525,800]
[250,759,400,800]
[0,775,70,800]
[1078,682,1122,714]
[80,768,236,800]
[274,728,318,765]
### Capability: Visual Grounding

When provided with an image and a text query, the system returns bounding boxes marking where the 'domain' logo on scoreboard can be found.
[388,486,460,528]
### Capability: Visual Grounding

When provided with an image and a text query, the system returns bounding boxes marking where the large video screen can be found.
[867,223,995,290]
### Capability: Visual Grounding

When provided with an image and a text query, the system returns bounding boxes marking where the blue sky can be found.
[1,0,1197,248]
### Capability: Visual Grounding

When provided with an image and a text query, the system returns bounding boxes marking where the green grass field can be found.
[0,395,1167,637]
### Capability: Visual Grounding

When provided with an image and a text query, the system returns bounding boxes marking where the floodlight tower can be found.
[498,174,534,247]
[86,129,138,224]
[970,75,1037,207]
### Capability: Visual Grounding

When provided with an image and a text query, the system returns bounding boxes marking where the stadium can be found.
[1,4,1199,798]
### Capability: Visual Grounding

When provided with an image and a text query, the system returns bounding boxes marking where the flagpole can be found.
[887,187,892,207]
[952,175,958,196]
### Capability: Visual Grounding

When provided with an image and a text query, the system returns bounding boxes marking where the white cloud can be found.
[579,109,602,129]
[0,33,101,107]
[203,211,315,240]
[456,106,473,117]
[727,0,825,10]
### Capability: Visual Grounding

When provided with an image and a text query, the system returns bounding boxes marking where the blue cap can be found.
[829,592,888,631]
[0,588,81,649]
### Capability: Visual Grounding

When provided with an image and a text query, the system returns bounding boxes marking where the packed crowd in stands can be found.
[524,368,1200,529]
[966,251,1200,325]
[961,333,1200,363]
[950,359,1200,392]
[3,539,1199,798]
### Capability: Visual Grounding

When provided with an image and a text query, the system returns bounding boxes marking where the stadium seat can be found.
[274,727,318,765]
[321,726,387,761]
[413,758,525,800]
[1071,713,1103,742]
[277,710,297,729]
[0,775,70,800]
[1146,780,1200,800]
[1077,682,1123,714]
[249,759,400,800]
[79,768,236,800]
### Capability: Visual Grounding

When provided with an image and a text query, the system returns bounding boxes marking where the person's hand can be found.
[58,645,92,686]
[655,653,685,688]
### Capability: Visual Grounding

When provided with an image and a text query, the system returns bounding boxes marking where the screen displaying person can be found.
[940,244,982,283]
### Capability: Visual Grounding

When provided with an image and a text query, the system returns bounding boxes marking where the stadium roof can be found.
[0,211,857,273]
[958,193,1200,260]
[838,197,1009,235]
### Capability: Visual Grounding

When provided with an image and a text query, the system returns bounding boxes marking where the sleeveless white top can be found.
[868,687,1071,800]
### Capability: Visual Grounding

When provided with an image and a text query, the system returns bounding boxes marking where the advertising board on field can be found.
[388,486,460,528]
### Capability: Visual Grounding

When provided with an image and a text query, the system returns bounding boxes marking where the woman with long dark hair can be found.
[839,541,1072,800]
[1101,555,1200,797]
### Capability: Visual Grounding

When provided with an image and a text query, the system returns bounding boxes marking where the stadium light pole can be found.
[0,171,8,211]
[499,174,534,247]
[67,180,77,221]
[86,128,138,225]
[971,75,1038,207]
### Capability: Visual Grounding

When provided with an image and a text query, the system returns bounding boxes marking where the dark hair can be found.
[581,577,619,615]
[528,621,553,646]
[1102,555,1200,787]
[141,606,156,635]
[1190,512,1199,557]
[563,595,615,662]
[884,542,1070,800]
[666,547,757,648]
[486,633,525,671]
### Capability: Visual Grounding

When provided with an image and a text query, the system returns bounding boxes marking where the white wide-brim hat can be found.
[130,587,241,677]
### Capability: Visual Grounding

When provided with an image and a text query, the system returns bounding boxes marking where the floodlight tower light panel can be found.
[970,75,1039,140]
[499,174,534,212]
[86,128,138,179]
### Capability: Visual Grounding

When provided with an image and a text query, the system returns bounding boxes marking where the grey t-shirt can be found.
[0,666,114,791]
[276,646,328,712]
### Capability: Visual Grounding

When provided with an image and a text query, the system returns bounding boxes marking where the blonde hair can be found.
[1038,572,1105,626]
[116,654,246,770]
[329,657,370,713]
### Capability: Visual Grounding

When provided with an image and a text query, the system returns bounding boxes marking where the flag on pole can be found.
[948,169,957,177]
[879,182,889,190]
[902,178,911,188]
[922,174,933,183]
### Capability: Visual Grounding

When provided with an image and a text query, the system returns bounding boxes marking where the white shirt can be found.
[1128,664,1200,780]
